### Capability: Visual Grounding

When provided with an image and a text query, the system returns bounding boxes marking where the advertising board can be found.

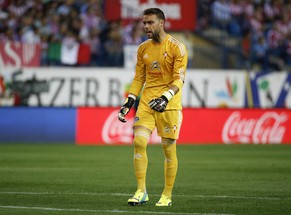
[76,108,291,145]
[1,106,290,144]
[1,68,291,108]
[0,107,76,143]
[180,108,291,144]
[104,0,197,30]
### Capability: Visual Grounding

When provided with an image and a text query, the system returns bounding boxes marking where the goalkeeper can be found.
[118,8,188,207]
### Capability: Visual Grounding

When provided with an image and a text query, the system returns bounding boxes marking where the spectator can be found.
[178,31,195,68]
[80,5,102,33]
[40,34,49,66]
[39,16,51,36]
[7,0,30,18]
[197,0,213,30]
[47,13,61,36]
[285,36,291,65]
[249,6,265,40]
[21,26,41,43]
[211,0,231,30]
[86,28,102,66]
[57,0,75,16]
[6,11,18,32]
[60,31,80,66]
[228,0,244,36]
[124,21,145,45]
[263,0,283,24]
[47,35,62,66]
[251,35,269,71]
[104,24,124,67]
[242,0,255,19]
[266,23,284,57]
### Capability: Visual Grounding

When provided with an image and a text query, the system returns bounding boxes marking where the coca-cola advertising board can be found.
[76,108,291,145]
[0,42,41,67]
[76,107,161,144]
[104,0,197,30]
[180,108,291,144]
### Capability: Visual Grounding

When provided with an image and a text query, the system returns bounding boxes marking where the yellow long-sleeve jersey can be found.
[129,34,188,110]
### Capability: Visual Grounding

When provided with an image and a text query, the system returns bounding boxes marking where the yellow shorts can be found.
[133,105,183,140]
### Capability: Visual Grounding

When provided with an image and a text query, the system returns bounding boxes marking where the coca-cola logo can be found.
[102,110,134,144]
[102,110,161,144]
[222,111,288,144]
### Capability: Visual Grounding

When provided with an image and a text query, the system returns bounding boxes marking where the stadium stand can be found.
[0,0,290,71]
[196,0,291,71]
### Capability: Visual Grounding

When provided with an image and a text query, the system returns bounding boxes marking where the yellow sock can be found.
[162,140,178,199]
[133,128,151,193]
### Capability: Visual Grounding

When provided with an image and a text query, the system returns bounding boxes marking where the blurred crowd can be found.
[1,0,291,71]
[0,0,146,67]
[198,0,291,71]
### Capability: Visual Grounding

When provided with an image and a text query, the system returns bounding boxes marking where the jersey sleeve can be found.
[171,43,188,92]
[128,46,146,97]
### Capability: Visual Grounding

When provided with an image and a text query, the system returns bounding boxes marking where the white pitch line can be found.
[0,205,234,215]
[0,191,285,201]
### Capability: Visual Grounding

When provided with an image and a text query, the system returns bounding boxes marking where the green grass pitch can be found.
[0,144,290,215]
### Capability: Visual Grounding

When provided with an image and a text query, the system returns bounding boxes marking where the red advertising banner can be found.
[180,109,291,144]
[76,107,160,145]
[0,42,41,67]
[105,0,197,31]
[76,108,291,145]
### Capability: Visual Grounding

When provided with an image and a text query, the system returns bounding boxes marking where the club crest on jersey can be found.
[151,61,161,70]
[173,125,177,133]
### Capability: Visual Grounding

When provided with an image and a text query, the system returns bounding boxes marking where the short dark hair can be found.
[143,8,165,21]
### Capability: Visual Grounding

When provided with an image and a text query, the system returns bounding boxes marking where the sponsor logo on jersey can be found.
[151,61,161,70]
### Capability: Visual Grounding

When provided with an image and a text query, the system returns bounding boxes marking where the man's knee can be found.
[162,138,176,145]
[133,127,151,149]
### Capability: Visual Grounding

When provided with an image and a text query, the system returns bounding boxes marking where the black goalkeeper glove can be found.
[148,96,168,112]
[148,90,175,112]
[118,96,135,123]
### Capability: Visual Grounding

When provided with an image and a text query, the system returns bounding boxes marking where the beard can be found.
[152,31,160,43]
[146,29,160,43]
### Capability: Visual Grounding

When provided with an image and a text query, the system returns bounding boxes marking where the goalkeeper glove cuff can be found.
[162,89,175,102]
[118,95,136,123]
[124,95,136,107]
